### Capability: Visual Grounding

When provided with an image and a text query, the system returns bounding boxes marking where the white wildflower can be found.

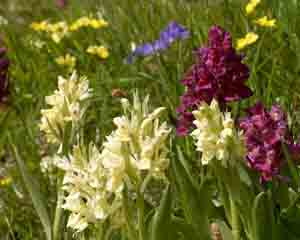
[0,16,8,26]
[100,92,171,193]
[191,99,244,166]
[39,71,92,144]
[55,143,121,233]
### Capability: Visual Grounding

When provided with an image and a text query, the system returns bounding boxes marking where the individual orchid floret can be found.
[100,92,171,193]
[239,103,287,182]
[39,71,92,144]
[54,143,121,233]
[191,99,245,166]
[127,21,189,63]
[177,26,252,136]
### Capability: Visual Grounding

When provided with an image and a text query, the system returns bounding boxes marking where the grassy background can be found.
[0,0,300,239]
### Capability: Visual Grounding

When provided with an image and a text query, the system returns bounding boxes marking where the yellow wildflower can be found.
[89,19,108,29]
[245,0,261,15]
[236,32,259,50]
[48,21,69,43]
[30,20,69,43]
[70,17,108,31]
[70,17,91,31]
[55,53,76,70]
[87,46,109,59]
[30,21,50,32]
[255,16,276,27]
[0,177,12,186]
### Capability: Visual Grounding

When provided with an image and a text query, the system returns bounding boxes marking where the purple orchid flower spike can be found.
[239,103,288,182]
[176,25,252,136]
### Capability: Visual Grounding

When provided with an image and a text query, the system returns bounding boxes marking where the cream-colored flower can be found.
[87,45,109,59]
[29,38,46,49]
[191,99,244,165]
[39,71,92,144]
[100,92,171,193]
[55,143,122,233]
[255,16,276,27]
[245,0,261,15]
[0,16,8,26]
[48,21,69,43]
[236,32,258,50]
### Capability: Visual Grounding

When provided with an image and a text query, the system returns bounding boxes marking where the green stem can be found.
[53,179,64,240]
[230,194,240,240]
[122,190,137,240]
[137,191,145,240]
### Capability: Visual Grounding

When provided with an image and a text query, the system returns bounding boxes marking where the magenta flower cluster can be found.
[176,26,252,136]
[0,47,9,104]
[239,103,287,182]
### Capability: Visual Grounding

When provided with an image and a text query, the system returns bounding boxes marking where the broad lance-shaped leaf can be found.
[280,194,300,237]
[150,185,172,240]
[252,191,277,240]
[172,157,212,240]
[176,146,198,188]
[10,142,52,240]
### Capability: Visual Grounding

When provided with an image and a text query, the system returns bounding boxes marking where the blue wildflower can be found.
[127,21,189,63]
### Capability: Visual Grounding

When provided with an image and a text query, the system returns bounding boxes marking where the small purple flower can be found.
[239,103,287,182]
[176,25,252,136]
[55,0,68,8]
[285,136,300,162]
[0,47,9,105]
[127,21,189,63]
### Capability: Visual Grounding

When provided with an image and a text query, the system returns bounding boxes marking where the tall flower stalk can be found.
[190,99,245,240]
[39,71,93,239]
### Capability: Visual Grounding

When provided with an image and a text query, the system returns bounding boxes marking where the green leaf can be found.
[171,216,199,240]
[280,194,300,237]
[9,141,52,240]
[252,191,275,240]
[176,146,198,188]
[172,157,212,240]
[150,185,172,240]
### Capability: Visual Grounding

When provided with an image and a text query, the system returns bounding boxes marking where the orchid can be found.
[177,26,252,136]
[39,71,92,144]
[191,99,244,165]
